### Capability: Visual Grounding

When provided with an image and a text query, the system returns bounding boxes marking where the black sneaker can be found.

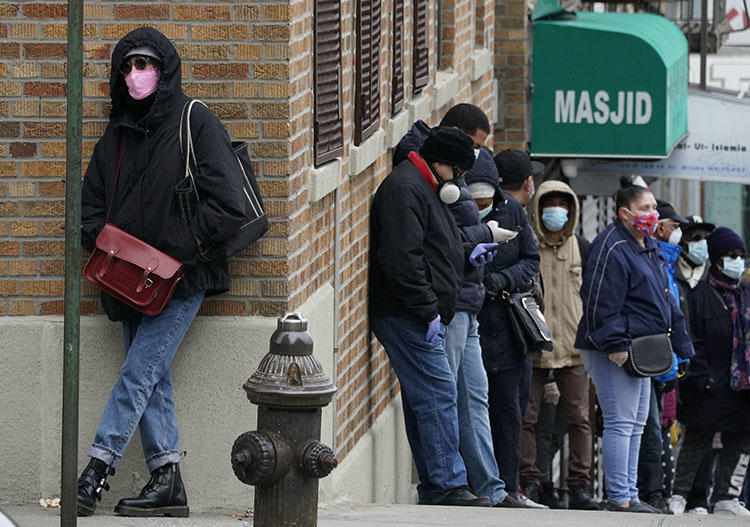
[568,484,599,511]
[436,486,491,507]
[539,481,566,509]
[646,492,672,514]
[604,500,662,513]
[522,481,541,502]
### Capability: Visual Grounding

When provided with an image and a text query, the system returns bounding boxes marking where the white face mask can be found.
[667,226,682,245]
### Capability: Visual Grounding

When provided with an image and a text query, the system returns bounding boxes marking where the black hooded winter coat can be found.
[81,28,247,319]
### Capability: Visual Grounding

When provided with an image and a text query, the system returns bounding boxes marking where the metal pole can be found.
[61,0,84,524]
[700,0,708,89]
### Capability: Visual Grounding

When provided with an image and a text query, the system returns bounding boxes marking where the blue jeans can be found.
[444,312,507,504]
[581,348,650,504]
[371,313,467,504]
[89,292,205,472]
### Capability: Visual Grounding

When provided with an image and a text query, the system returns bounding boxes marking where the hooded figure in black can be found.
[77,27,246,518]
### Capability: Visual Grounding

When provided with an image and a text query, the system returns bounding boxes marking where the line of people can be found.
[369,102,750,515]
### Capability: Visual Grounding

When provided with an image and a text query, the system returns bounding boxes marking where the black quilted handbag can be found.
[623,333,674,378]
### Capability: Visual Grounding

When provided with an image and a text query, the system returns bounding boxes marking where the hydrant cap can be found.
[278,313,308,332]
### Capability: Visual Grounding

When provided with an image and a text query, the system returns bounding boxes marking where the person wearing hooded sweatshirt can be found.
[77,27,248,517]
[668,227,750,517]
[520,181,599,510]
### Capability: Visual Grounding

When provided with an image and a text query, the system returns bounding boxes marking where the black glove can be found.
[484,272,510,298]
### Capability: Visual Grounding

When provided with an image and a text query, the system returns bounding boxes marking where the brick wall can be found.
[493,0,531,151]
[0,0,498,461]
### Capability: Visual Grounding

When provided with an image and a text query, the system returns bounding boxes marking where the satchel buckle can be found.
[143,278,154,289]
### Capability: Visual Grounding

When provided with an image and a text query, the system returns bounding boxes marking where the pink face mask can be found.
[125,68,160,100]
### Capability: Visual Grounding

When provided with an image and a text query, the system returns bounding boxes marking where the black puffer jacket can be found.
[369,157,465,324]
[81,28,247,319]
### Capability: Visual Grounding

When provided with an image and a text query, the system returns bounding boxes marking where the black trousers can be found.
[487,358,531,492]
[637,382,664,497]
[674,428,750,502]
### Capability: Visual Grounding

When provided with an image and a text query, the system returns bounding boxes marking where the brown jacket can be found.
[528,180,583,369]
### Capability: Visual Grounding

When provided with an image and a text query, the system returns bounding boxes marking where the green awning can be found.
[530,10,688,158]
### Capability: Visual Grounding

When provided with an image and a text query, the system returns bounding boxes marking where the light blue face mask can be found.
[541,206,568,232]
[686,239,708,265]
[478,205,492,219]
[722,256,745,280]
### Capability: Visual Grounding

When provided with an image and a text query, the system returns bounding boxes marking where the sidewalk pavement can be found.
[3,503,749,527]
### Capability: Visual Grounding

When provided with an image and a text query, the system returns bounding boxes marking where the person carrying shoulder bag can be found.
[77,27,248,518]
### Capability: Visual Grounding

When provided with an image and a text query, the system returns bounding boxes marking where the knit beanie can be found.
[465,146,502,196]
[419,126,476,171]
[707,226,746,264]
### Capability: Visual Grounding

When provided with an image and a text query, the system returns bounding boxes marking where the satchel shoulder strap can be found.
[105,134,126,223]
[178,99,208,202]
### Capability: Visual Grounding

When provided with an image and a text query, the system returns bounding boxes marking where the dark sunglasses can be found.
[119,56,157,76]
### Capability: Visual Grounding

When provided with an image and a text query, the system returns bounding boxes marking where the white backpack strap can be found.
[179,99,208,201]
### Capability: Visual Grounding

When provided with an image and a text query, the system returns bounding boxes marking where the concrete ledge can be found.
[471,48,492,81]
[349,129,386,177]
[309,158,342,202]
[0,285,339,512]
[433,70,459,111]
[386,110,411,150]
[407,93,431,125]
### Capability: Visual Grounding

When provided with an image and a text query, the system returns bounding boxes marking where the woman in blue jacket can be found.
[574,183,694,513]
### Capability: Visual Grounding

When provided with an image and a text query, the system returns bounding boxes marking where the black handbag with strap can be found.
[175,99,268,260]
[506,291,554,358]
[623,333,674,377]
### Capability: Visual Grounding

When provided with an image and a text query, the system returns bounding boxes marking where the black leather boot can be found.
[77,458,114,516]
[114,462,189,517]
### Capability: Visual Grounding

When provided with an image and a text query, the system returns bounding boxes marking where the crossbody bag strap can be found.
[105,134,125,223]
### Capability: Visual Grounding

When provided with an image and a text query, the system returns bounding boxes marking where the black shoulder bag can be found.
[623,333,674,377]
[506,291,554,359]
[175,99,268,260]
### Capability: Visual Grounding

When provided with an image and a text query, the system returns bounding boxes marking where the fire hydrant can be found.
[231,313,337,527]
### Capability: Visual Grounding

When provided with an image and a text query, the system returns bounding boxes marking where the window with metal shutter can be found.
[314,0,343,166]
[355,0,381,145]
[412,0,429,93]
[391,0,404,114]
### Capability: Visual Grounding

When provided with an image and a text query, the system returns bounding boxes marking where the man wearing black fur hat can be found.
[370,126,498,507]
[77,27,248,517]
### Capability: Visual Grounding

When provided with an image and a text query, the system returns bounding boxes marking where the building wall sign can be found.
[579,88,750,183]
[530,12,689,158]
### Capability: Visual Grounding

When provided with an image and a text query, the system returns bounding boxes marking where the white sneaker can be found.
[518,491,549,509]
[687,506,708,514]
[714,498,750,516]
[668,494,686,515]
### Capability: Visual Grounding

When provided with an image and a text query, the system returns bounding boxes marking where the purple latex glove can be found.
[425,315,441,343]
[469,242,499,267]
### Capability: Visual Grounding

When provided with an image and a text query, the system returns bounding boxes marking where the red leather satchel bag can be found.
[83,136,184,316]
[84,223,184,316]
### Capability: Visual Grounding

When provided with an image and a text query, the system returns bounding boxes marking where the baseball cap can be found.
[656,199,688,224]
[124,46,160,61]
[680,214,715,235]
[494,149,544,185]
